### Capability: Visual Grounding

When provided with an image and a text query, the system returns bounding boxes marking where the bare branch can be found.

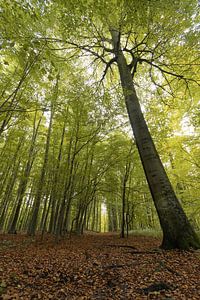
[141,58,184,79]
[0,108,49,113]
[100,57,116,82]
[128,32,150,52]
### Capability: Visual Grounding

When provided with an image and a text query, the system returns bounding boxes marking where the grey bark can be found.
[27,104,54,235]
[8,112,42,233]
[48,122,65,233]
[110,29,200,249]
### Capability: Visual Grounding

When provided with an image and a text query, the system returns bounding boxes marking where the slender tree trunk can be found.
[86,203,92,230]
[55,140,75,240]
[8,112,42,233]
[108,202,114,232]
[98,200,101,232]
[91,199,96,231]
[95,199,99,232]
[48,121,65,233]
[0,55,39,136]
[110,29,200,249]
[20,188,34,231]
[121,177,126,238]
[0,165,11,202]
[112,205,118,232]
[121,161,130,238]
[0,136,23,231]
[27,104,54,235]
[0,158,21,231]
[39,193,49,231]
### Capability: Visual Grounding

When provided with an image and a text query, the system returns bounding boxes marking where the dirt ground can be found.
[0,232,200,299]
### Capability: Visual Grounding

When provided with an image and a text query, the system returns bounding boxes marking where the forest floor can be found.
[0,232,200,300]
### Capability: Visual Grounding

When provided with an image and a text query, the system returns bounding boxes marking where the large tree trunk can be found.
[110,29,200,249]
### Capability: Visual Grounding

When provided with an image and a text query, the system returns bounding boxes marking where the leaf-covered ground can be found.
[0,233,200,299]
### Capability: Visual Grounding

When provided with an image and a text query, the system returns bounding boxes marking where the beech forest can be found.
[0,0,200,299]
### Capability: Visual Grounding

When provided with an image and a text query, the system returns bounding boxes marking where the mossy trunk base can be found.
[161,229,200,250]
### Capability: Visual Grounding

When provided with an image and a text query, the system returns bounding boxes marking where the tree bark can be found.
[8,112,42,233]
[110,29,200,249]
[48,122,65,234]
[121,167,127,238]
[27,104,54,235]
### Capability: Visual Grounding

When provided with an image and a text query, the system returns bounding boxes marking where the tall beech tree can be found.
[109,28,199,249]
[27,82,57,235]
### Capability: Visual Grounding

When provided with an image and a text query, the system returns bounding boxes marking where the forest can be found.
[0,0,200,299]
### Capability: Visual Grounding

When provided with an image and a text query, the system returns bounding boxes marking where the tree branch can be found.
[100,57,116,82]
